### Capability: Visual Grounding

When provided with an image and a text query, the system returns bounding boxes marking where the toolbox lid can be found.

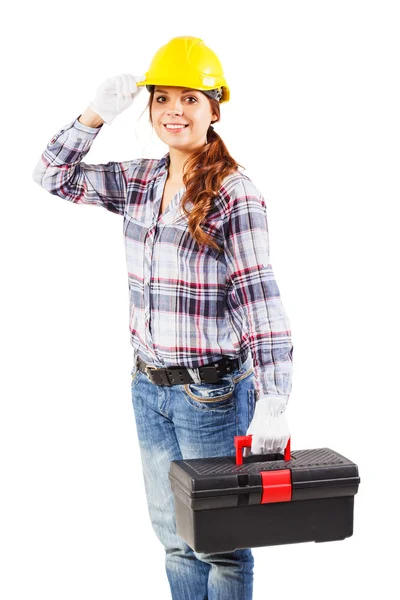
[168,447,360,505]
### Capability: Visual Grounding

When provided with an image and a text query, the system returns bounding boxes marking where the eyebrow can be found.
[154,88,198,94]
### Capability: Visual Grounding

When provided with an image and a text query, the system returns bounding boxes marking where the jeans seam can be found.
[183,383,235,403]
[233,367,254,384]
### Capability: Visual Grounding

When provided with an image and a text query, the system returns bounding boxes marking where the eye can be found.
[155,96,198,103]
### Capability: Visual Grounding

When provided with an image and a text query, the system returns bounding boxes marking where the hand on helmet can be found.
[89,74,146,125]
[243,395,290,457]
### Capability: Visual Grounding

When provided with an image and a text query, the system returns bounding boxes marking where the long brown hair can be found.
[144,87,245,253]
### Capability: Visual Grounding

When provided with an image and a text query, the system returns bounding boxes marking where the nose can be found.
[166,99,184,115]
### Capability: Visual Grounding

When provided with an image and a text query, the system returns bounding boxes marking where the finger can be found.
[251,435,265,456]
[263,438,274,453]
[121,74,129,96]
[115,75,123,98]
[122,73,138,97]
[128,75,139,94]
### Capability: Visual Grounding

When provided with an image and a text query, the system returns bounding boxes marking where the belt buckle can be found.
[145,365,172,386]
[200,366,220,383]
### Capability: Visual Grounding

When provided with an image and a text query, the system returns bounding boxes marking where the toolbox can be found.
[168,435,360,553]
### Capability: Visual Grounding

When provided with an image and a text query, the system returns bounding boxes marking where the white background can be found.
[1,1,399,598]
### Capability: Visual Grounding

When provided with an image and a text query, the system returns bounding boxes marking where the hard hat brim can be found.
[136,79,230,103]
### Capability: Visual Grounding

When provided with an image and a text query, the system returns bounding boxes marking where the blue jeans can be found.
[130,352,257,600]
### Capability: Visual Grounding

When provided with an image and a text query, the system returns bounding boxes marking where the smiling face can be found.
[150,86,218,151]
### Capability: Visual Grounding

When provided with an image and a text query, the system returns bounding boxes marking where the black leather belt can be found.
[136,354,245,387]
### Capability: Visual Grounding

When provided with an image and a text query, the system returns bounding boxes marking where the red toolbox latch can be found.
[260,469,292,503]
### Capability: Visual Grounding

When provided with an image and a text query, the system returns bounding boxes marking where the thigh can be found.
[171,353,257,461]
[130,369,192,551]
[169,355,256,564]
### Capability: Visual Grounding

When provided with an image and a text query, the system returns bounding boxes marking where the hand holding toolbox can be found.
[168,434,361,553]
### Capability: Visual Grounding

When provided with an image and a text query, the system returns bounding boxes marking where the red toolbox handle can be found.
[234,435,291,466]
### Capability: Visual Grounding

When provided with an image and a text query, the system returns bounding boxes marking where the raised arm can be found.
[32,74,146,215]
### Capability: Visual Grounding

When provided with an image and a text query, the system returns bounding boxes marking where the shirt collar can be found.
[158,152,170,171]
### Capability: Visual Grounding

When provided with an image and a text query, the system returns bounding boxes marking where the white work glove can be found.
[89,73,146,125]
[243,395,290,457]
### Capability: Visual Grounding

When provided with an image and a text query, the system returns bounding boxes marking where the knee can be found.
[153,522,195,558]
[194,548,254,568]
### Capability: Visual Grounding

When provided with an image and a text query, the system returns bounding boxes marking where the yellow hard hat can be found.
[136,36,230,103]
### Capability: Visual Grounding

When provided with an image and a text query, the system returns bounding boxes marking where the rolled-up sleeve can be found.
[223,178,294,405]
[32,116,137,216]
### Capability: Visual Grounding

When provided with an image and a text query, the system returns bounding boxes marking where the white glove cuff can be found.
[89,103,114,125]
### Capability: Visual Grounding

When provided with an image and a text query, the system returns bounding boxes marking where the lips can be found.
[163,124,189,134]
[163,124,189,128]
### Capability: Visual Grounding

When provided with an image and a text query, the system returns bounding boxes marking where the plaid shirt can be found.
[32,116,293,404]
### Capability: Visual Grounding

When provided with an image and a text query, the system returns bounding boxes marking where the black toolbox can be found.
[168,435,360,553]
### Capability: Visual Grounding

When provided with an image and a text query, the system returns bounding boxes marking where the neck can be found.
[167,141,207,180]
[167,148,190,180]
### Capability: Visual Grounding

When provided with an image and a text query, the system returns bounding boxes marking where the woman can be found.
[32,36,294,600]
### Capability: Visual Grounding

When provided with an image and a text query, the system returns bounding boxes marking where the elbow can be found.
[32,159,65,196]
[32,157,46,188]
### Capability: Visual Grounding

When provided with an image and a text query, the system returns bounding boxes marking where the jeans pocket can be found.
[183,374,235,411]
